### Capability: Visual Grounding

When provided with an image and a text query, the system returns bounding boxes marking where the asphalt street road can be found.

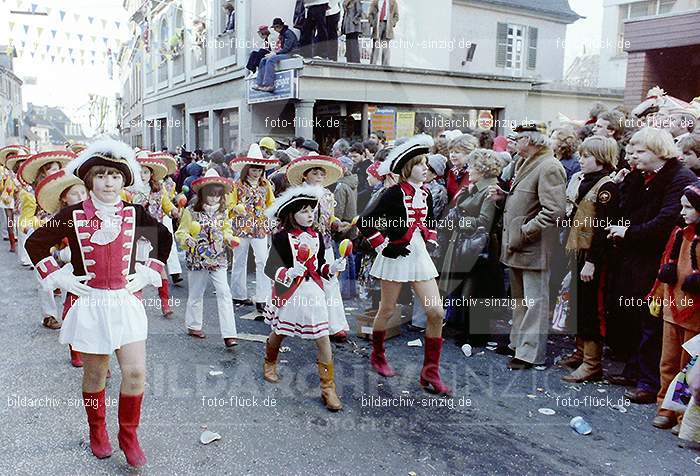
[0,249,696,475]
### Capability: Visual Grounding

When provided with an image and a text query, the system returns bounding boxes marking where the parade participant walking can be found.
[175,169,240,346]
[34,170,87,366]
[286,154,351,341]
[561,136,619,383]
[6,152,33,265]
[262,184,346,411]
[227,144,277,313]
[18,151,76,329]
[0,145,29,253]
[358,134,451,395]
[148,152,183,285]
[24,139,172,467]
[130,156,178,316]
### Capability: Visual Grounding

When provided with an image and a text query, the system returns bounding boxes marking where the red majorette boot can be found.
[118,393,147,467]
[69,345,83,367]
[370,330,396,377]
[82,389,113,458]
[420,337,452,396]
[158,278,172,316]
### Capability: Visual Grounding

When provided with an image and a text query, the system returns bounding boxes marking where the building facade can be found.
[0,48,23,146]
[118,0,622,154]
[598,0,700,89]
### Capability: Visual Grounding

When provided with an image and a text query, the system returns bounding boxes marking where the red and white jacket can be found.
[25,198,172,290]
[358,182,438,252]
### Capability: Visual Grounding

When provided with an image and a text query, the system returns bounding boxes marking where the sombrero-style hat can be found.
[0,145,30,166]
[230,144,278,173]
[137,157,169,182]
[265,184,325,219]
[5,153,31,173]
[378,134,434,176]
[66,139,142,187]
[35,170,85,214]
[18,150,76,185]
[192,168,234,194]
[67,143,87,154]
[286,155,343,187]
[149,152,178,175]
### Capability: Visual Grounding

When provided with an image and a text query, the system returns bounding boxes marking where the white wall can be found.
[450,3,569,80]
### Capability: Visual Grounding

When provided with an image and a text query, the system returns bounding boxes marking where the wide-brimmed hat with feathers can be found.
[65,139,142,187]
[265,184,325,219]
[378,134,434,176]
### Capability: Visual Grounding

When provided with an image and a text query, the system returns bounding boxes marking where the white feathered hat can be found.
[265,184,325,219]
[378,134,434,176]
[65,138,142,187]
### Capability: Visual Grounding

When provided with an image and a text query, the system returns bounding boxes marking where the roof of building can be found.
[564,54,600,88]
[468,0,581,23]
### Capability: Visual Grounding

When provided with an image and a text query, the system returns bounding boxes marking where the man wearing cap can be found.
[246,25,272,76]
[491,122,566,370]
[253,18,299,93]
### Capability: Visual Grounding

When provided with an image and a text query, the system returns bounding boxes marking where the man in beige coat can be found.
[368,0,399,66]
[492,123,566,369]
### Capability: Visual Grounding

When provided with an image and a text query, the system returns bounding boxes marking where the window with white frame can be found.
[496,23,537,73]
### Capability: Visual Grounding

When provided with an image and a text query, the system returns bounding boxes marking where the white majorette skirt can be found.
[264,280,330,340]
[371,229,438,283]
[323,246,350,334]
[59,289,148,354]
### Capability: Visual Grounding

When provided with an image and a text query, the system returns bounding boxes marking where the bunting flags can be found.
[51,30,57,39]
[59,10,66,22]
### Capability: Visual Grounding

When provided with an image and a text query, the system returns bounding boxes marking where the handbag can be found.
[453,225,489,274]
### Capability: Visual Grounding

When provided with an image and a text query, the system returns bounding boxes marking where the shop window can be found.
[220,109,239,153]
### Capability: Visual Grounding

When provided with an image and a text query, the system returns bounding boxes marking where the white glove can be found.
[330,257,347,274]
[126,263,162,294]
[286,262,307,280]
[41,263,91,297]
[376,239,389,254]
[58,247,71,264]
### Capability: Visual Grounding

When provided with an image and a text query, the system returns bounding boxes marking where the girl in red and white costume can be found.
[285,154,352,342]
[25,139,172,467]
[262,184,346,411]
[358,135,451,396]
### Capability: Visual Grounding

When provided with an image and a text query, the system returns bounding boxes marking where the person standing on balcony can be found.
[342,0,363,63]
[253,18,299,93]
[325,0,342,61]
[368,0,399,66]
[301,0,330,58]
